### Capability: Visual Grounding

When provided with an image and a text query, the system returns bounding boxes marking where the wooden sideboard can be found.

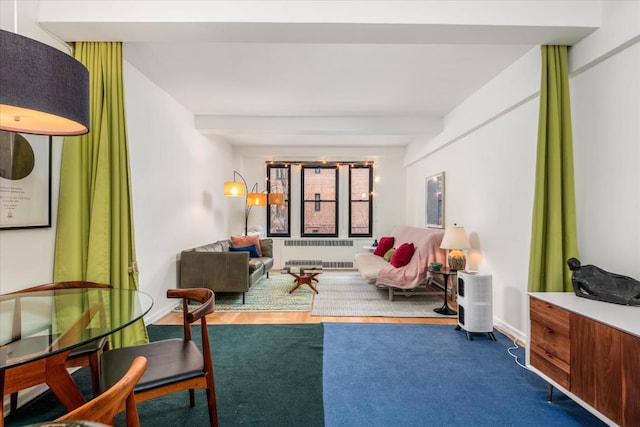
[528,292,640,426]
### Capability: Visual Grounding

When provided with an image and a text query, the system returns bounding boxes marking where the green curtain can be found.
[528,45,579,293]
[53,42,148,348]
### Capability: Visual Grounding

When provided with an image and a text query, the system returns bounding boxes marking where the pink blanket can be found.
[376,226,446,289]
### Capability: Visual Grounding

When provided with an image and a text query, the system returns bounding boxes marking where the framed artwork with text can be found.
[0,131,52,229]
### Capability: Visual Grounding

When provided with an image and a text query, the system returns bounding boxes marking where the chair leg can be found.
[89,353,101,397]
[10,391,18,412]
[189,389,196,407]
[205,376,218,427]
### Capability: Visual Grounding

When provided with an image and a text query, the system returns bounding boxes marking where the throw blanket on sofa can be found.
[376,227,446,289]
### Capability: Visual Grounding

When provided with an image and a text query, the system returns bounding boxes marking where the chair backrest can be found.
[56,356,147,426]
[169,288,215,378]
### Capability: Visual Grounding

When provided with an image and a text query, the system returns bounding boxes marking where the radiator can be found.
[277,239,358,269]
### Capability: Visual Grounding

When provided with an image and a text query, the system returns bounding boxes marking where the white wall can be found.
[404,1,640,341]
[123,56,233,321]
[405,75,538,340]
[572,41,640,276]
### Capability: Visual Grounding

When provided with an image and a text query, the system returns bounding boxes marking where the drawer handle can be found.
[545,327,554,334]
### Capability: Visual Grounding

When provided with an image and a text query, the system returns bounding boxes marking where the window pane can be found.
[302,166,337,236]
[267,165,290,236]
[349,166,372,237]
[350,201,370,234]
[350,168,370,200]
[303,168,336,199]
[303,201,336,234]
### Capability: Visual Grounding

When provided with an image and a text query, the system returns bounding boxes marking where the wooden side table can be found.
[427,266,457,315]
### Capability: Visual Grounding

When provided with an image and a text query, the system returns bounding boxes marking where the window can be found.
[266,164,290,237]
[264,161,373,238]
[302,165,338,237]
[349,165,373,237]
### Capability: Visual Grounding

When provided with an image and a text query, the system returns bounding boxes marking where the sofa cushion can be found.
[229,244,260,258]
[383,248,395,262]
[390,242,415,268]
[373,236,394,257]
[231,235,262,256]
[259,239,273,258]
[256,256,274,272]
[354,253,389,284]
[248,258,264,274]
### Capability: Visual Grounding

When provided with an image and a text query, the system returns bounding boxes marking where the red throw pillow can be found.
[390,242,415,268]
[373,236,395,257]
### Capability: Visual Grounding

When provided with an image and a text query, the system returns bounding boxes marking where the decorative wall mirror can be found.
[425,172,444,229]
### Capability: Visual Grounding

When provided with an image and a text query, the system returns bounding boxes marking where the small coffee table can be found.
[282,266,322,294]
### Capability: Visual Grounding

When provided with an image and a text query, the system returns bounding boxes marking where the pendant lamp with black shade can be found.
[0,29,90,136]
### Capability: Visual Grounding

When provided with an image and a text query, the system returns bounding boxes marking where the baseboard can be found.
[493,317,526,345]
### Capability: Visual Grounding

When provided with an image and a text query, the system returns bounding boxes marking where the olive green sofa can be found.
[179,238,273,303]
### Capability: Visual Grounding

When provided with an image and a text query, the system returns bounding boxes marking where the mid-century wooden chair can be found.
[4,281,112,411]
[56,356,147,427]
[100,288,218,427]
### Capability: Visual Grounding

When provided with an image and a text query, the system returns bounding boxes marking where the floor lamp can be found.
[224,170,284,235]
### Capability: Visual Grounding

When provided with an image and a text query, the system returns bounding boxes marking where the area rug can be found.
[311,272,451,317]
[176,273,315,312]
[4,324,325,427]
[322,323,604,427]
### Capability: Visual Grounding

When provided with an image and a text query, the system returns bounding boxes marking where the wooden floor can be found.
[155,310,459,325]
[156,269,459,326]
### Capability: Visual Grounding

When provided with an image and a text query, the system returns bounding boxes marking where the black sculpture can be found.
[567,258,640,306]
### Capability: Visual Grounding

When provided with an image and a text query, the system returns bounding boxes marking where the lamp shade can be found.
[268,193,285,205]
[0,30,89,136]
[224,181,245,196]
[247,192,267,206]
[440,224,470,250]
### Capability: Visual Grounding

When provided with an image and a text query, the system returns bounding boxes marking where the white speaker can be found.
[456,271,495,340]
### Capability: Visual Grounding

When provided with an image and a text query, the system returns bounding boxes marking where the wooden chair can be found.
[100,288,218,427]
[4,281,112,411]
[56,356,147,426]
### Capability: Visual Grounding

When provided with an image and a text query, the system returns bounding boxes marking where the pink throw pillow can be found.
[231,235,262,256]
[373,236,395,257]
[390,242,415,268]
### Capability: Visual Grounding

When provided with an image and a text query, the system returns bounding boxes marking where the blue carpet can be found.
[322,323,606,427]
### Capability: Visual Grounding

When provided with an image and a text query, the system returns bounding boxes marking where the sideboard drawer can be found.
[530,297,570,336]
[530,320,571,364]
[530,345,570,389]
[529,296,572,389]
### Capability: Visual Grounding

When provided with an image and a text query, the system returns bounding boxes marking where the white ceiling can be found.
[36,1,601,147]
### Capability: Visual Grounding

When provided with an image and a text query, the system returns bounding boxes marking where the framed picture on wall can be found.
[0,131,52,229]
[425,171,444,229]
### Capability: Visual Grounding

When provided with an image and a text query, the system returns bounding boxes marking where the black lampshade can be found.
[0,29,89,136]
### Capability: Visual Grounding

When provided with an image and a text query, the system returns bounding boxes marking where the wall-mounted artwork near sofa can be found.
[425,172,444,229]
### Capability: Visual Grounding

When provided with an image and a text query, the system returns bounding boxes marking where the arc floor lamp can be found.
[224,170,284,235]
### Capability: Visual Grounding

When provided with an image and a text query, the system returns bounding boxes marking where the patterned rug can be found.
[311,272,452,318]
[212,272,315,312]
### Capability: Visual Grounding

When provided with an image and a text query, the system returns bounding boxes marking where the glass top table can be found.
[0,288,153,422]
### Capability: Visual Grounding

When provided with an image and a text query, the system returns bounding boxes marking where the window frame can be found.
[266,164,291,237]
[301,164,338,237]
[348,164,373,237]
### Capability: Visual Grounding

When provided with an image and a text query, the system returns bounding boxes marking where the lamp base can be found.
[448,250,466,271]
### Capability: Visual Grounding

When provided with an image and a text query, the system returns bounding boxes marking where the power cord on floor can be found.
[507,338,530,370]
